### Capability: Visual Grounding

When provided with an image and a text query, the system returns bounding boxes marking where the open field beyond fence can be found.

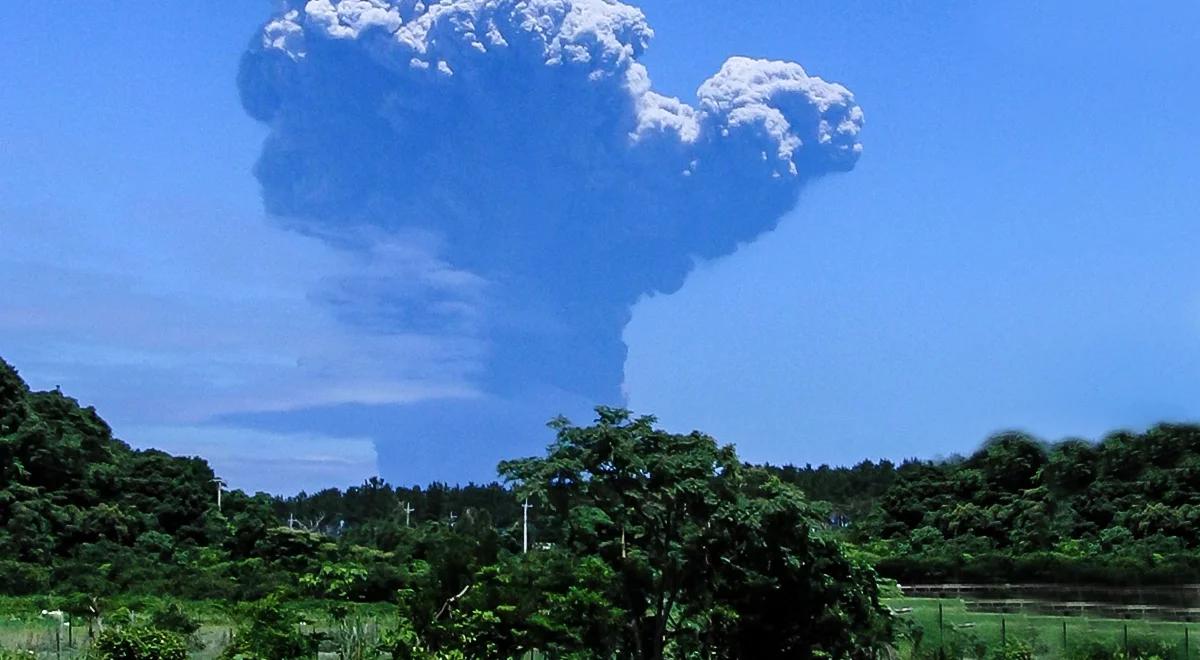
[888,597,1199,659]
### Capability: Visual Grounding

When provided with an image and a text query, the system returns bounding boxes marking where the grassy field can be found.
[0,617,234,659]
[0,599,549,659]
[0,598,396,659]
[886,597,1199,659]
[3,595,1195,658]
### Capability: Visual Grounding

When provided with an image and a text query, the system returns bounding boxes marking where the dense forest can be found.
[0,356,525,602]
[854,426,1200,584]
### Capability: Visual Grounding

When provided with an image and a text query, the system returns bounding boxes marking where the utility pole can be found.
[212,478,227,512]
[522,498,534,553]
[401,501,414,527]
[448,511,458,527]
[288,513,295,529]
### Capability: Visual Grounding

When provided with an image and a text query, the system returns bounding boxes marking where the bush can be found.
[990,639,1035,660]
[147,600,199,635]
[148,600,202,649]
[88,626,188,660]
[1125,633,1178,659]
[218,595,318,660]
[1066,633,1178,660]
[911,626,987,660]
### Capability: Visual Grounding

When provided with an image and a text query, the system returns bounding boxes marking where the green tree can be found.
[500,408,893,659]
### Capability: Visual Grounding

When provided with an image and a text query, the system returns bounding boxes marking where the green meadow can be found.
[887,597,1199,659]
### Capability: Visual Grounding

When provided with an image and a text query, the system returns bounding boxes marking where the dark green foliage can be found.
[497,408,894,659]
[856,424,1200,584]
[0,358,226,591]
[989,639,1035,660]
[1064,632,1179,660]
[218,595,319,660]
[147,600,202,649]
[763,458,910,524]
[88,625,189,660]
[0,357,527,604]
[275,477,521,535]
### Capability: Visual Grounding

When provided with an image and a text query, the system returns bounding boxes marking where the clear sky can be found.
[2,1,1198,492]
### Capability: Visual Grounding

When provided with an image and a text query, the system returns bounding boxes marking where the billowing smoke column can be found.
[239,0,863,476]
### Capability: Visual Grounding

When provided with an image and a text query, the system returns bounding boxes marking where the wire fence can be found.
[6,606,1193,659]
[0,620,231,659]
[895,599,1199,659]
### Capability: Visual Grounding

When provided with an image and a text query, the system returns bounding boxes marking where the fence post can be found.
[938,601,945,660]
[1062,620,1067,651]
[56,623,61,660]
[1001,617,1006,646]
[1124,624,1129,657]
[1185,627,1189,660]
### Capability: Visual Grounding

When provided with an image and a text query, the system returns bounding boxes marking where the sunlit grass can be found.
[886,597,1198,658]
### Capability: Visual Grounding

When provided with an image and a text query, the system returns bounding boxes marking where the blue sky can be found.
[2,1,1198,492]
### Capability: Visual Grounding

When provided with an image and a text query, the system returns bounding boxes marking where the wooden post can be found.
[1185,627,1189,660]
[1124,624,1129,657]
[67,614,72,647]
[55,623,61,660]
[938,601,945,660]
[1001,617,1006,646]
[1062,620,1067,651]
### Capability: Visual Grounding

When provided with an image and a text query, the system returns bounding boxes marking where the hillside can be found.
[0,357,518,600]
[853,426,1200,584]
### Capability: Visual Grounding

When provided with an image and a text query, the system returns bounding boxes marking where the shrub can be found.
[1065,633,1177,660]
[990,639,1035,660]
[147,601,199,635]
[88,626,188,660]
[148,600,202,649]
[1066,636,1118,660]
[1125,633,1178,659]
[218,595,318,660]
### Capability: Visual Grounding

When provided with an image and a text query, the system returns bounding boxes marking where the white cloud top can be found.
[251,0,861,181]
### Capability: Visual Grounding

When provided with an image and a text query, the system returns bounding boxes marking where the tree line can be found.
[850,426,1200,584]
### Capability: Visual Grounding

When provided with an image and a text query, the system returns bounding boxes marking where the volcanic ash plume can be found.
[238,0,863,468]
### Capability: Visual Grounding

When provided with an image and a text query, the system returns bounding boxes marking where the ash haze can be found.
[1,2,1199,492]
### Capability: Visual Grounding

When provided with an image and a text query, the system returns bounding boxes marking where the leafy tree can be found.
[500,408,893,659]
[447,549,625,658]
